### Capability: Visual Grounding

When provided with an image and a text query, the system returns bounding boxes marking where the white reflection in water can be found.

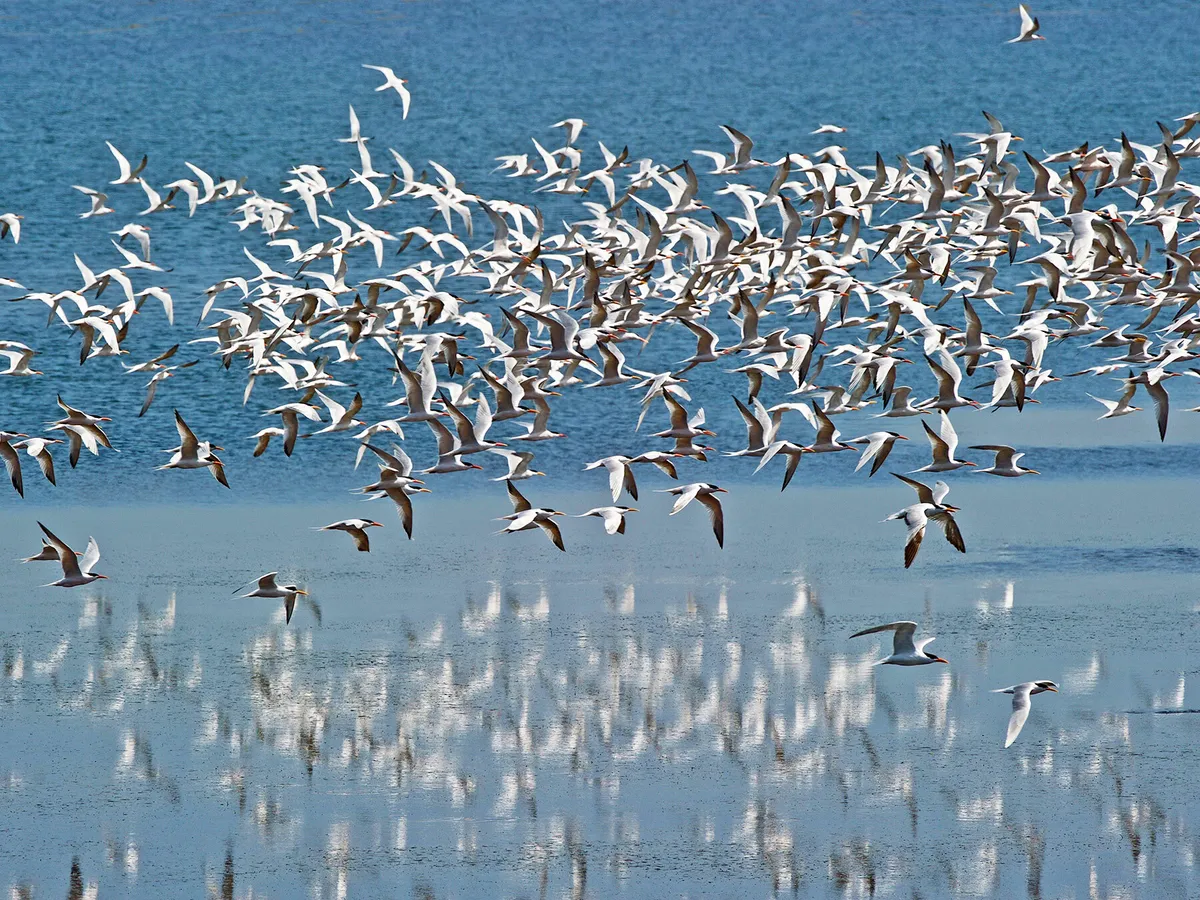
[3,572,1199,899]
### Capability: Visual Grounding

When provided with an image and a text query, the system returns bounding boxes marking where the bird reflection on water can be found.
[0,570,1196,898]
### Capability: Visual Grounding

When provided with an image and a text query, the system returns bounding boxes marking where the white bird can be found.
[850,621,948,666]
[970,444,1039,476]
[811,124,847,134]
[0,343,41,376]
[13,437,61,487]
[156,410,229,488]
[497,482,567,550]
[994,681,1058,747]
[235,572,309,625]
[846,431,908,477]
[913,412,975,473]
[263,401,322,456]
[362,64,411,118]
[37,522,106,588]
[73,185,114,218]
[658,482,727,548]
[0,213,23,244]
[317,519,384,552]
[1007,4,1044,43]
[1088,383,1141,419]
[574,506,637,535]
[490,448,546,481]
[105,141,147,185]
[307,391,366,437]
[886,473,966,568]
[584,455,638,502]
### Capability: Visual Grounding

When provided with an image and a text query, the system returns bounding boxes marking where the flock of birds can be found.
[0,5,1188,750]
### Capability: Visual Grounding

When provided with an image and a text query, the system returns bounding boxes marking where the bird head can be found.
[942,504,961,513]
[368,521,385,528]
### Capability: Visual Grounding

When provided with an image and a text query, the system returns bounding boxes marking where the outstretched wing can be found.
[850,621,919,656]
[80,537,101,575]
[1005,685,1034,747]
[507,480,531,513]
[38,521,82,580]
[174,410,198,455]
[537,517,566,551]
[891,472,934,505]
[697,492,725,548]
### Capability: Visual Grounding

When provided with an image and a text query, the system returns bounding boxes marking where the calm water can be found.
[2,0,1200,896]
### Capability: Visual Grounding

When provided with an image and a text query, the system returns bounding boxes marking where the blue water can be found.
[3,1,1200,897]
[1,0,1200,502]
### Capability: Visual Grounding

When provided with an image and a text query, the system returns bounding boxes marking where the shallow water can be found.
[2,482,1199,898]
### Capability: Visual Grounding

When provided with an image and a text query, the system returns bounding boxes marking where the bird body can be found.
[850,621,948,666]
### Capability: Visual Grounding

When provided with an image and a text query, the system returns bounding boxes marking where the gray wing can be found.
[1005,684,1034,747]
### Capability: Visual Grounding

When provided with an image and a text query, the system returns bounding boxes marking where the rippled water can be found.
[4,0,1200,897]
[3,482,1200,898]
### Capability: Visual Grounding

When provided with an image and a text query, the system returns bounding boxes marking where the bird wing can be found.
[697,492,725,548]
[922,419,950,465]
[80,538,101,575]
[349,526,371,552]
[904,510,927,568]
[892,472,934,505]
[1005,684,1034,747]
[0,441,23,497]
[537,517,566,551]
[257,572,279,592]
[38,522,83,580]
[174,410,199,456]
[970,444,1017,468]
[850,621,919,656]
[382,486,416,539]
[507,481,531,513]
[1145,378,1170,441]
[938,411,959,458]
[668,483,702,514]
[935,510,967,553]
[931,480,951,506]
[316,390,347,424]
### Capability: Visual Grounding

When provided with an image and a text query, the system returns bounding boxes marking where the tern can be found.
[157,410,229,488]
[846,431,908,477]
[235,572,309,625]
[886,474,966,568]
[574,506,637,535]
[912,412,975,473]
[658,482,727,548]
[37,522,106,588]
[362,64,411,118]
[1007,4,1044,43]
[995,681,1058,747]
[497,482,567,550]
[849,621,948,666]
[970,444,1039,476]
[318,519,384,552]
